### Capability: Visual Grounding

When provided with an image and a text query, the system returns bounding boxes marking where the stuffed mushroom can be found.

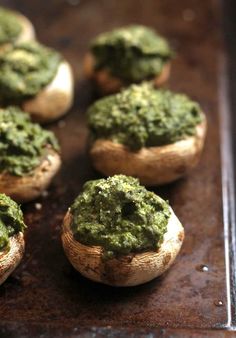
[84,25,173,94]
[62,175,184,287]
[0,107,61,202]
[88,83,207,185]
[0,41,73,123]
[0,194,26,285]
[0,6,35,51]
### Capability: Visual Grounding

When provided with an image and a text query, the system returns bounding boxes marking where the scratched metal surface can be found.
[0,0,233,336]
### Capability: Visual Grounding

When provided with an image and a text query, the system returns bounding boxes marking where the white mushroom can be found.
[0,232,25,285]
[0,150,61,203]
[22,61,74,123]
[61,208,184,287]
[0,11,35,55]
[84,52,170,95]
[90,118,207,186]
[15,12,35,43]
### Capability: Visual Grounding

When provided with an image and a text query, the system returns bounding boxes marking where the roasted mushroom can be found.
[88,83,207,185]
[0,194,26,285]
[84,25,173,94]
[0,41,73,123]
[0,107,61,203]
[62,175,184,287]
[0,7,35,52]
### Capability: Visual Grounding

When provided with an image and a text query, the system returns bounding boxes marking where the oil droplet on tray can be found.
[196,264,209,272]
[35,203,42,210]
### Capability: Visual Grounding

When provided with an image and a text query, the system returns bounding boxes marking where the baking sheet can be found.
[0,0,235,336]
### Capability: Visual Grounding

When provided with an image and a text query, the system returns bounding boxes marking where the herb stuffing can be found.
[0,107,59,176]
[0,194,26,251]
[91,25,173,82]
[0,41,61,103]
[88,83,203,150]
[0,7,22,45]
[70,175,171,258]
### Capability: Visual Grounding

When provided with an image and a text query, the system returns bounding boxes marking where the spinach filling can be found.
[0,41,61,103]
[0,7,22,45]
[91,25,173,82]
[88,83,203,151]
[70,175,171,258]
[0,194,26,251]
[0,107,59,176]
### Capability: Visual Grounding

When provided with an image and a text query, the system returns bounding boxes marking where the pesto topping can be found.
[0,7,22,45]
[0,107,59,176]
[70,175,170,258]
[88,83,203,150]
[0,194,26,251]
[0,41,61,103]
[91,25,173,82]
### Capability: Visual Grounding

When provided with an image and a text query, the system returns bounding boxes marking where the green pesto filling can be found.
[0,107,59,176]
[88,83,203,151]
[91,25,173,82]
[0,194,26,251]
[0,41,61,103]
[0,7,22,45]
[70,175,171,258]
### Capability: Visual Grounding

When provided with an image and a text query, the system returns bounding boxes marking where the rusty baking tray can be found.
[0,0,236,336]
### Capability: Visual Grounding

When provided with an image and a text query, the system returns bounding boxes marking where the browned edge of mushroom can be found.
[0,232,25,285]
[22,61,74,124]
[90,117,207,186]
[61,209,184,287]
[0,149,61,203]
[83,52,171,95]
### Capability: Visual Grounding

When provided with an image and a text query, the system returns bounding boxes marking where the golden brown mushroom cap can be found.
[83,52,171,95]
[90,118,207,186]
[61,208,184,287]
[0,232,25,285]
[0,149,61,203]
[22,61,74,123]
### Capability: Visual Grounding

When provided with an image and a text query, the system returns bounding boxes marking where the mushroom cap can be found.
[22,61,74,123]
[90,118,207,186]
[15,12,35,43]
[0,11,35,54]
[61,209,184,287]
[0,149,61,203]
[0,232,25,285]
[83,52,170,95]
